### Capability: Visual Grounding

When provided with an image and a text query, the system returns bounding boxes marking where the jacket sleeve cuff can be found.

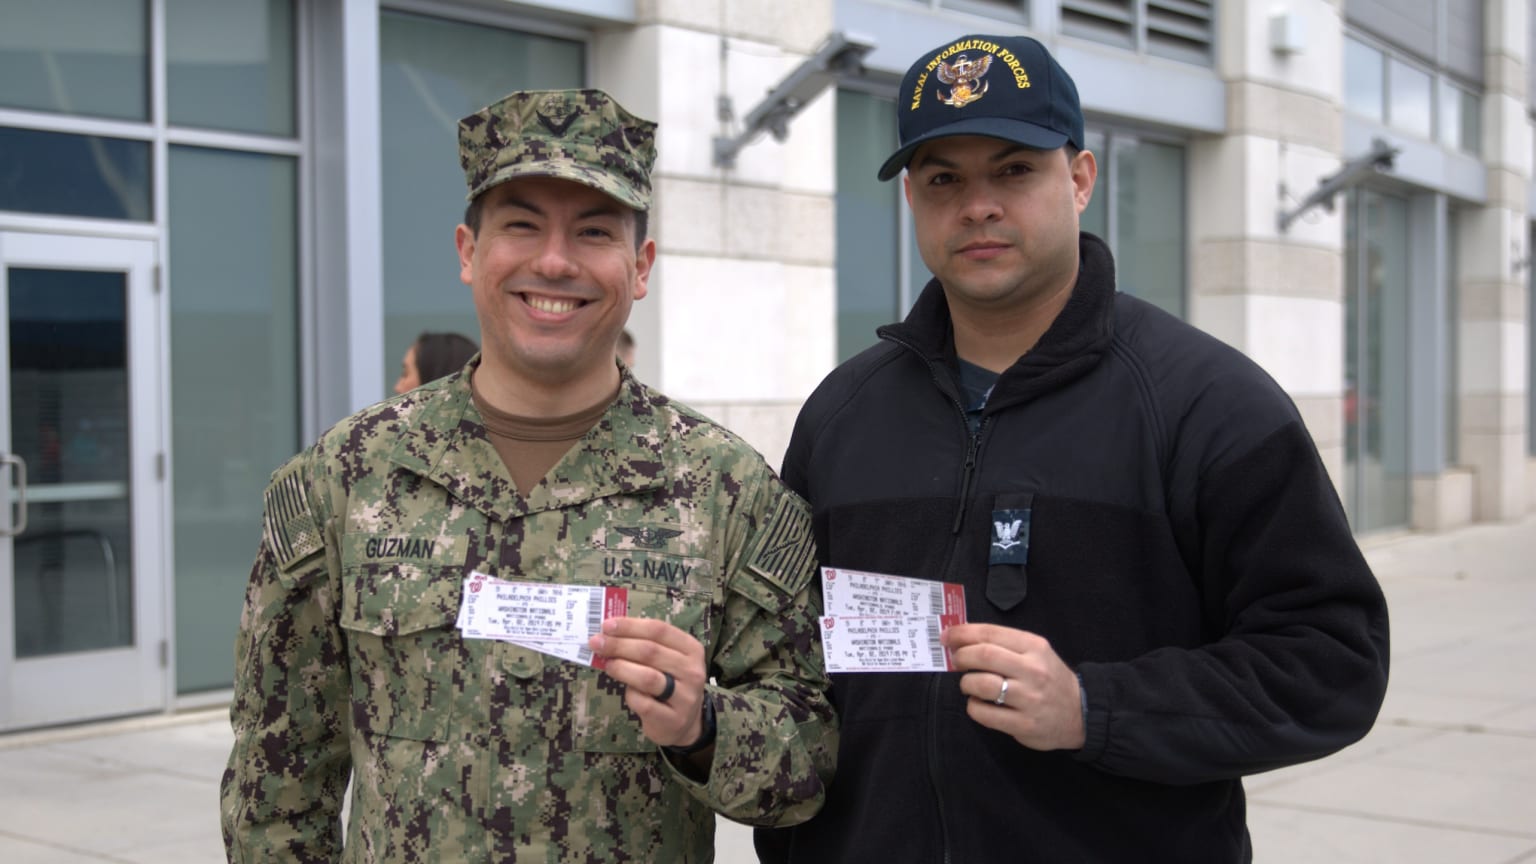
[662,687,727,796]
[1073,664,1110,764]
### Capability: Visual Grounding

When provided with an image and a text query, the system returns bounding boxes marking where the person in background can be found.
[755,33,1388,863]
[222,88,835,862]
[393,330,479,394]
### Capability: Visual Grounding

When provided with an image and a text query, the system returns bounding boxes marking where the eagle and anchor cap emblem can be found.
[458,88,658,210]
[877,33,1085,181]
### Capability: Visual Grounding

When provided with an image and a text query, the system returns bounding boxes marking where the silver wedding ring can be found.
[994,678,1010,706]
[656,671,676,703]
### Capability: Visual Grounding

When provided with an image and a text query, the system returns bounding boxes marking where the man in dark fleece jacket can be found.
[755,33,1388,864]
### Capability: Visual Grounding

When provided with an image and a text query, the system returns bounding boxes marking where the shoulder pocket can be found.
[262,456,326,580]
[730,488,816,613]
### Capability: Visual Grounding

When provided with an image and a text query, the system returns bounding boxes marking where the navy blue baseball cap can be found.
[878,34,1085,181]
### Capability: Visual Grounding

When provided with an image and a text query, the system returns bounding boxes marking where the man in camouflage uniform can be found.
[220,89,837,862]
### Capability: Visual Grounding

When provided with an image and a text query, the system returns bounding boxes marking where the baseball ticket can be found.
[818,567,967,673]
[819,613,964,672]
[457,572,628,667]
[821,566,967,618]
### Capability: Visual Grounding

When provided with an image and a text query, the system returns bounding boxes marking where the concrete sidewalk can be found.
[3,516,1533,863]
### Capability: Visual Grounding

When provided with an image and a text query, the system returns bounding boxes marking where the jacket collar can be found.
[384,361,671,524]
[878,231,1117,410]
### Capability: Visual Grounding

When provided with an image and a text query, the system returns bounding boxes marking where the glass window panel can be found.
[1437,80,1462,149]
[1344,194,1360,523]
[8,268,133,657]
[1457,89,1481,157]
[168,146,298,693]
[836,91,902,362]
[0,0,147,120]
[1388,57,1432,138]
[1344,38,1384,123]
[1114,138,1186,318]
[0,126,152,221]
[380,12,583,385]
[166,0,295,136]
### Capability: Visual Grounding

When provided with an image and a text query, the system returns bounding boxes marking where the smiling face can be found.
[455,176,655,408]
[904,135,1095,320]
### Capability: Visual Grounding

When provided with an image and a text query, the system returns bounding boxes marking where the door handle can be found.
[2,453,26,537]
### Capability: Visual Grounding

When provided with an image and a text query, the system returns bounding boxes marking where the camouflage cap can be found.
[458,88,657,211]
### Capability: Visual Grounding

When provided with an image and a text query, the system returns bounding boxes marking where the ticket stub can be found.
[819,613,963,673]
[457,573,627,667]
[821,567,966,619]
[506,637,607,669]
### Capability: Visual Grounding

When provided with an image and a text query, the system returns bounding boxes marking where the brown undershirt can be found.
[470,372,616,498]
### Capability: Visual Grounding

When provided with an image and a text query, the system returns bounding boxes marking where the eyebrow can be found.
[911,143,1038,171]
[495,194,625,222]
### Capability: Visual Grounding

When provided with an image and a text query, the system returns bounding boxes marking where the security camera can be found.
[1367,140,1396,171]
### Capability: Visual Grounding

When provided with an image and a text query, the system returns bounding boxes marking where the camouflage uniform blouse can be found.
[220,366,837,862]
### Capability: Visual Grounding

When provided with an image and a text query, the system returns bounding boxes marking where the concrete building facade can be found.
[0,0,1531,729]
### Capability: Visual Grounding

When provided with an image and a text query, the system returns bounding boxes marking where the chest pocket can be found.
[571,564,716,754]
[339,561,464,742]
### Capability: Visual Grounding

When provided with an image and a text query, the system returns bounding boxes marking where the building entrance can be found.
[0,231,166,730]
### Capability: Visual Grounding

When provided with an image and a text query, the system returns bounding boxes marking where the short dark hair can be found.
[463,194,649,250]
[413,331,479,383]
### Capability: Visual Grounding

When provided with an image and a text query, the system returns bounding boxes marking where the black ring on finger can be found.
[656,671,676,703]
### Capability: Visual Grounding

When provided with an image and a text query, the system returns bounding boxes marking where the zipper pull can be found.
[951,426,982,534]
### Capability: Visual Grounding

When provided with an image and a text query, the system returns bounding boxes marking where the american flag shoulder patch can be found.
[745,492,815,596]
[263,464,324,572]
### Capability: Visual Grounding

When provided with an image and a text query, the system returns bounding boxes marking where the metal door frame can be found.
[0,230,168,731]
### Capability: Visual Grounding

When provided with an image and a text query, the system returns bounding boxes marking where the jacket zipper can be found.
[881,333,983,536]
[884,332,985,864]
[925,673,952,864]
[951,419,985,534]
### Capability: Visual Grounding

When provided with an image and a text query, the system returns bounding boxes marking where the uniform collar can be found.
[386,360,671,524]
[879,231,1117,410]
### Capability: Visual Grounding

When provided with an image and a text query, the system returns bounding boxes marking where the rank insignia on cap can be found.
[938,53,993,108]
[536,93,579,136]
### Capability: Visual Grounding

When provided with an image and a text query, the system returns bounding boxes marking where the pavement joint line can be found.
[0,827,138,863]
[1247,800,1536,841]
[13,746,224,785]
[0,706,228,751]
[1379,717,1536,738]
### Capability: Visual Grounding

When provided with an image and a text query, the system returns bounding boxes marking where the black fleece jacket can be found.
[756,234,1389,863]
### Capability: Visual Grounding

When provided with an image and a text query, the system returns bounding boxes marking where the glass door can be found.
[1343,190,1412,532]
[0,232,166,730]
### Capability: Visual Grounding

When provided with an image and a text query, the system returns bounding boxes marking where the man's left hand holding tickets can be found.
[943,622,1086,752]
[591,616,711,751]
